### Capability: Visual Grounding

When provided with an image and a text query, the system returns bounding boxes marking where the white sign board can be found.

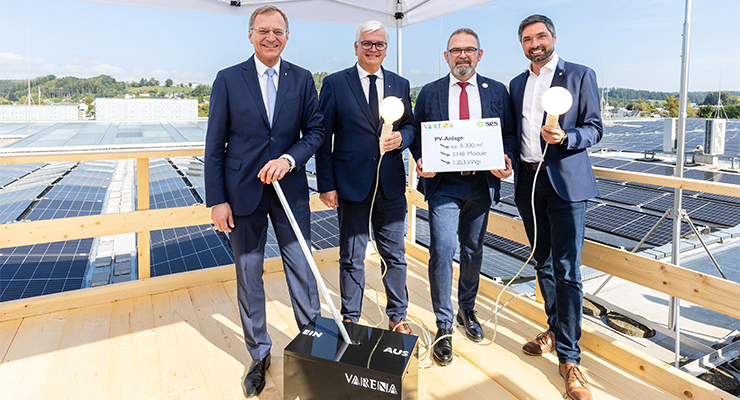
[421,118,504,172]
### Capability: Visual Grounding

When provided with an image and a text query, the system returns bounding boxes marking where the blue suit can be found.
[205,56,323,360]
[315,65,415,322]
[410,74,516,329]
[510,57,602,365]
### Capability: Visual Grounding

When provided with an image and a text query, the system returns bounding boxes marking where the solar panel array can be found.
[0,161,115,301]
[148,157,234,277]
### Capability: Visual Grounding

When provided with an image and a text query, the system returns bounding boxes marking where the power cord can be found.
[366,144,549,368]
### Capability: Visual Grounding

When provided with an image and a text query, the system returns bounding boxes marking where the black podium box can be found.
[284,316,419,400]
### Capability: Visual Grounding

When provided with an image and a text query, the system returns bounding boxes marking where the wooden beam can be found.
[0,206,211,248]
[136,157,151,279]
[581,241,740,320]
[0,145,204,165]
[593,167,739,197]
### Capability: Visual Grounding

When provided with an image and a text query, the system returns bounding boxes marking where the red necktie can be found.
[458,81,470,120]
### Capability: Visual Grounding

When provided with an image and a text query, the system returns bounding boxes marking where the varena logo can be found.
[422,122,454,130]
[344,373,398,395]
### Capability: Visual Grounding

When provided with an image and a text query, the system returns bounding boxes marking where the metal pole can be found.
[272,181,353,345]
[670,0,692,367]
[396,1,403,75]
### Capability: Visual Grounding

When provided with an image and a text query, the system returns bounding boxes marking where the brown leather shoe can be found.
[559,362,592,400]
[522,330,556,356]
[389,318,413,335]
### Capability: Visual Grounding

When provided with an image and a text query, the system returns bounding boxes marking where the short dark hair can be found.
[518,14,555,42]
[249,5,289,32]
[447,28,480,49]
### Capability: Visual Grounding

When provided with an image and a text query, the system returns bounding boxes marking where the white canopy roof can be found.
[81,0,494,27]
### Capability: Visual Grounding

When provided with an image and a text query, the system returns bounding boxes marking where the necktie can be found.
[458,81,470,120]
[368,74,379,128]
[267,67,277,127]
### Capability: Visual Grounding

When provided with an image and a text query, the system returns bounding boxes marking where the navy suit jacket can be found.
[204,56,325,215]
[410,74,517,203]
[316,65,415,202]
[509,57,603,202]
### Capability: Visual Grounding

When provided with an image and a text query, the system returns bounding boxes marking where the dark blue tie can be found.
[368,74,379,128]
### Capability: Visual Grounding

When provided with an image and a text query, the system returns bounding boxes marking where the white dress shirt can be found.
[253,57,294,170]
[520,53,559,163]
[448,73,482,120]
[356,64,384,106]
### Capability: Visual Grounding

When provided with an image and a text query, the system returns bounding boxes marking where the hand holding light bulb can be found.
[540,86,573,145]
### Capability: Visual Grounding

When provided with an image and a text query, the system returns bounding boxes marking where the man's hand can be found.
[211,203,234,233]
[416,158,436,178]
[319,190,339,210]
[257,158,291,184]
[541,123,567,145]
[491,154,513,179]
[382,131,403,153]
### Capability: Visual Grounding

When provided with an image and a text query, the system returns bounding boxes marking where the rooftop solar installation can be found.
[1,118,738,302]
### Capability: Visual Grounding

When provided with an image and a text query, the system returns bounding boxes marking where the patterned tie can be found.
[267,67,277,127]
[368,74,379,128]
[458,81,470,120]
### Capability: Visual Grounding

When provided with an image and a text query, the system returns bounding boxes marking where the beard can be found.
[527,46,554,64]
[453,62,473,78]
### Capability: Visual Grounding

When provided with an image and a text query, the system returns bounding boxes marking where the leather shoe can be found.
[456,309,483,342]
[522,330,555,356]
[432,328,453,366]
[389,318,413,335]
[559,362,592,400]
[243,354,271,398]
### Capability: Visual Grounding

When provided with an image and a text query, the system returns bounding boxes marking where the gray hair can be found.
[447,28,480,49]
[355,20,388,42]
[518,14,555,42]
[249,5,289,32]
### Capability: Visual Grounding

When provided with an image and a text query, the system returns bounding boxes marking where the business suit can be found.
[510,56,602,365]
[410,73,516,330]
[205,55,324,361]
[315,65,415,323]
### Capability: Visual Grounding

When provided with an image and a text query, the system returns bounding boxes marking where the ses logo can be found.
[422,122,454,130]
[476,120,499,128]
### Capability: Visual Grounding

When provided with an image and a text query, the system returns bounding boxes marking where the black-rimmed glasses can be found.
[447,47,479,56]
[358,41,388,51]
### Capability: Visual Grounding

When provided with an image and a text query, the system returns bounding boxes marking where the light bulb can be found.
[379,96,404,124]
[541,87,573,127]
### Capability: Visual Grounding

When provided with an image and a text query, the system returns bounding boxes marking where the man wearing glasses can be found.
[410,28,516,366]
[204,5,324,398]
[315,20,415,334]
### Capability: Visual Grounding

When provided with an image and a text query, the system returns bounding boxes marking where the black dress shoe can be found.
[433,328,453,366]
[456,309,483,342]
[243,354,271,398]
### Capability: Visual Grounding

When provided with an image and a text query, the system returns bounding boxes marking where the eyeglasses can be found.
[358,41,388,51]
[252,28,286,37]
[447,47,479,56]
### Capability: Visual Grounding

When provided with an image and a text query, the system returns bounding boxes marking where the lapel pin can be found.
[559,72,563,76]
[482,83,488,88]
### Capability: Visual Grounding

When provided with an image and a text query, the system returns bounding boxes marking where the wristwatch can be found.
[282,156,294,171]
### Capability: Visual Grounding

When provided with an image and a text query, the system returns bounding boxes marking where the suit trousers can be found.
[514,168,586,365]
[427,172,490,329]
[337,181,409,323]
[230,184,320,360]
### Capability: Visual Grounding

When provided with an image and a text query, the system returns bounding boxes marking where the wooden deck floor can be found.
[0,245,727,400]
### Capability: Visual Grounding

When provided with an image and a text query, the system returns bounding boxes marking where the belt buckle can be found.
[460,171,475,176]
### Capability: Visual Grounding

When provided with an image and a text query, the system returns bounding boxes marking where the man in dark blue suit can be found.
[315,20,415,334]
[510,14,602,400]
[409,28,516,366]
[204,6,323,398]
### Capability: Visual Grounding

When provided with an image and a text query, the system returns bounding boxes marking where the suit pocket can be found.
[225,156,241,171]
[333,150,352,162]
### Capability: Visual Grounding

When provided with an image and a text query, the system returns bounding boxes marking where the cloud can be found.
[0,51,209,84]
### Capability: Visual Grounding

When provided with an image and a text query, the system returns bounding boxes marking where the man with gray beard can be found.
[409,28,516,366]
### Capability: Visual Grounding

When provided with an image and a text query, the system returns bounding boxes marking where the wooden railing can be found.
[1,147,739,321]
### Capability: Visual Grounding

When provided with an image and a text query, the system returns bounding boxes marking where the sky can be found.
[0,0,738,93]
